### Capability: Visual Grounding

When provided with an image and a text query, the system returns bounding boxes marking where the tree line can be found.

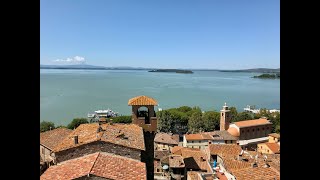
[157,106,280,134]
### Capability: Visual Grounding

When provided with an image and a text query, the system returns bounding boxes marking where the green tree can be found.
[157,110,173,133]
[56,125,67,129]
[188,111,204,133]
[202,111,220,131]
[67,118,88,129]
[40,121,55,132]
[229,107,238,122]
[176,106,192,113]
[186,106,202,117]
[111,116,132,123]
[236,112,254,121]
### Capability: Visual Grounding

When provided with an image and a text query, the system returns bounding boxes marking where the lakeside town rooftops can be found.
[264,142,280,154]
[233,118,271,128]
[168,155,185,168]
[173,147,210,171]
[232,167,280,180]
[209,144,242,158]
[53,123,145,152]
[128,95,158,106]
[154,150,170,160]
[204,130,239,140]
[40,152,146,180]
[185,133,213,141]
[154,132,179,145]
[40,127,73,150]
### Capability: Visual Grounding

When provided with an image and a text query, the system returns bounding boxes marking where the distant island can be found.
[148,69,194,74]
[252,73,280,79]
[219,68,280,73]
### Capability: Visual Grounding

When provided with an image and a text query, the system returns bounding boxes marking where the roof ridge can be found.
[88,152,101,175]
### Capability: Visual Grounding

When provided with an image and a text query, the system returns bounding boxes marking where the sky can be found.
[40,0,280,69]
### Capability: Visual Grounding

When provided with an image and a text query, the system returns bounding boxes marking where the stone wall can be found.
[55,141,142,163]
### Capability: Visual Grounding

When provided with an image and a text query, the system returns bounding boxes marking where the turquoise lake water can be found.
[40,69,280,125]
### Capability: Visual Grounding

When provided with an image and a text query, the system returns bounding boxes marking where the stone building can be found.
[40,128,73,165]
[40,152,147,180]
[52,123,145,163]
[154,132,179,152]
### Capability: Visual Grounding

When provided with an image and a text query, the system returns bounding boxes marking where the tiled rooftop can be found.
[40,128,73,150]
[209,144,242,158]
[232,167,280,180]
[154,150,170,160]
[187,171,201,180]
[168,155,185,168]
[173,147,210,171]
[128,95,158,106]
[154,132,179,145]
[53,123,145,152]
[234,118,271,128]
[265,143,280,154]
[185,134,213,140]
[203,130,238,140]
[40,152,146,180]
[171,146,184,154]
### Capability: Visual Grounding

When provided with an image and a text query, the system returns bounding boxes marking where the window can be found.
[247,130,249,132]
[252,129,254,132]
[242,130,244,133]
[192,141,194,143]
[267,150,269,153]
[257,128,259,131]
[222,113,224,116]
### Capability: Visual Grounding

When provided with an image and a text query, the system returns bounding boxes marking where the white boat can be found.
[88,108,118,119]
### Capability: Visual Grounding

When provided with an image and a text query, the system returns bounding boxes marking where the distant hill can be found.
[40,64,153,70]
[219,68,280,73]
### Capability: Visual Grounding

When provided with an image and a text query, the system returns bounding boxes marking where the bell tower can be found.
[220,102,231,131]
[128,95,158,133]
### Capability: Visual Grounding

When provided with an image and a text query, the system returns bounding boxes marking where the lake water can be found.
[40,69,280,126]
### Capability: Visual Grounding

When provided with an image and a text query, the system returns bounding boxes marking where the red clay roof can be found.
[154,132,179,145]
[203,130,238,140]
[234,118,271,128]
[40,128,73,150]
[265,143,280,154]
[209,144,242,158]
[232,167,280,180]
[227,127,240,137]
[173,148,211,172]
[168,155,185,168]
[128,95,158,106]
[40,152,146,180]
[54,123,145,152]
[185,133,213,140]
[171,146,184,154]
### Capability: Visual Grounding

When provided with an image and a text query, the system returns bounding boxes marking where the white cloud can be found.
[53,56,86,64]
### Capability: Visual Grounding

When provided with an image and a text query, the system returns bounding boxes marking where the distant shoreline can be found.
[148,69,194,74]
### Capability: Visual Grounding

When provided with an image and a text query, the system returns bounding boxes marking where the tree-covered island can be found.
[252,73,280,79]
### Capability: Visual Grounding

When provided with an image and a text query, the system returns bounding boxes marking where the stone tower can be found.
[220,102,231,131]
[128,95,158,133]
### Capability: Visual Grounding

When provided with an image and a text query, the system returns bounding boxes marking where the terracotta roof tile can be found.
[203,130,238,140]
[173,148,210,171]
[187,171,201,180]
[40,152,147,180]
[168,155,185,168]
[232,167,280,180]
[185,134,213,140]
[154,150,169,160]
[40,128,73,150]
[222,158,251,172]
[128,95,158,106]
[154,133,179,145]
[54,123,145,152]
[234,118,271,128]
[209,144,242,158]
[171,146,184,154]
[265,143,280,154]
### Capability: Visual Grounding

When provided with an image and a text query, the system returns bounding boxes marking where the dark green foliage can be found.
[67,118,88,129]
[56,125,67,129]
[236,112,254,121]
[176,106,192,113]
[157,110,173,133]
[40,121,55,132]
[111,116,132,123]
[229,107,238,122]
[188,111,204,133]
[253,73,280,79]
[202,111,220,131]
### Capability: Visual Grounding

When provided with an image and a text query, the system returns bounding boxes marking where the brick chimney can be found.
[74,135,79,144]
